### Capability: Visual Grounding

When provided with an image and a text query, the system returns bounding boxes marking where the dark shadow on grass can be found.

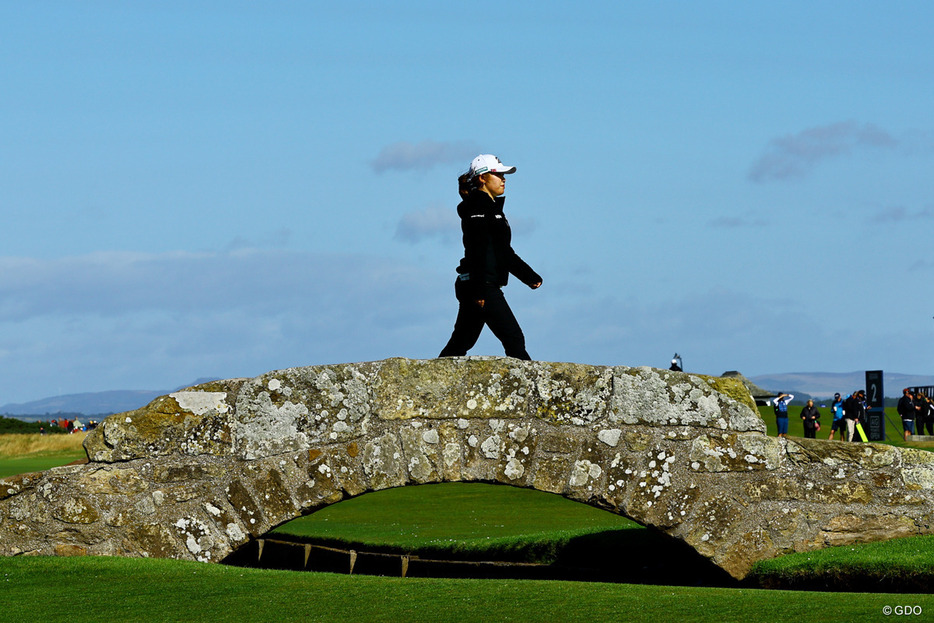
[747,564,934,594]
[224,526,741,587]
[553,527,740,587]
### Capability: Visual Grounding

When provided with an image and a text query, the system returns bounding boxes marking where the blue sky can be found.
[2,2,933,403]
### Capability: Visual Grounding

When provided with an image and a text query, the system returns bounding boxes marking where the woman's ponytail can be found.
[457,171,472,199]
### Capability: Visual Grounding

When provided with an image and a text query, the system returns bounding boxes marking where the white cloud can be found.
[1,250,928,404]
[869,205,934,224]
[394,204,537,244]
[0,249,453,402]
[370,140,479,173]
[748,121,898,182]
[524,285,920,380]
[394,204,460,243]
[707,213,769,229]
[0,250,439,320]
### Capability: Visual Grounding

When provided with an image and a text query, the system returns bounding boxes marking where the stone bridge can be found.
[2,357,934,579]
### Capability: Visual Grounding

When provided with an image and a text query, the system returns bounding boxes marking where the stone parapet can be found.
[2,357,933,579]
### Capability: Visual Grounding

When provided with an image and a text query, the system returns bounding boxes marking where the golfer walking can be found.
[439,154,542,360]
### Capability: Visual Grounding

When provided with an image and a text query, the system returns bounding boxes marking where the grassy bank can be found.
[0,432,87,479]
[750,534,934,592]
[0,432,87,456]
[268,482,934,590]
[271,482,642,563]
[1,555,929,623]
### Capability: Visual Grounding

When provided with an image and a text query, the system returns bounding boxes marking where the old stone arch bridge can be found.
[3,357,934,580]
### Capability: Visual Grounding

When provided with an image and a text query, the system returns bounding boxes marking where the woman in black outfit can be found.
[800,399,821,439]
[439,154,542,360]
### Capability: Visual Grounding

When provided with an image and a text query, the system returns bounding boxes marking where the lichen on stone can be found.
[5,356,934,583]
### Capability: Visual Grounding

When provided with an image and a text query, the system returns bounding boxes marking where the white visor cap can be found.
[469,154,516,177]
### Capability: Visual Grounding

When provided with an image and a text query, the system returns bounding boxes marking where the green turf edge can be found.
[0,451,87,479]
[749,533,934,589]
[269,483,643,563]
[1,556,931,623]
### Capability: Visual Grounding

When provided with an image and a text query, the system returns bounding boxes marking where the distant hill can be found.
[5,372,933,420]
[0,378,219,420]
[749,371,934,399]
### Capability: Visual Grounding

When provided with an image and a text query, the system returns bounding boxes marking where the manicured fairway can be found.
[272,482,644,562]
[0,433,87,479]
[1,556,930,623]
[3,429,934,620]
[751,532,934,592]
[0,454,86,479]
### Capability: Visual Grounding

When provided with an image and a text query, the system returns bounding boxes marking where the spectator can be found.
[915,391,930,437]
[828,393,845,441]
[898,388,916,441]
[924,397,934,436]
[843,391,865,442]
[800,399,820,438]
[773,393,793,438]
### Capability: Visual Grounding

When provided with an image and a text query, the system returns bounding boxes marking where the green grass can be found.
[758,405,930,449]
[0,555,930,623]
[0,453,86,480]
[271,482,642,563]
[4,417,934,618]
[751,533,934,590]
[0,432,87,479]
[0,454,85,479]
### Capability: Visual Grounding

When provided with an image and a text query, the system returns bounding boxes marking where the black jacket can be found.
[800,405,820,429]
[897,395,915,419]
[455,190,541,298]
[843,396,864,421]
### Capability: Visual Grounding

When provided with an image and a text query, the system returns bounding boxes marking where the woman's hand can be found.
[531,281,542,289]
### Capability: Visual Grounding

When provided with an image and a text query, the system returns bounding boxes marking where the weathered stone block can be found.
[361,432,407,491]
[400,423,443,484]
[51,497,100,525]
[437,421,464,481]
[54,544,88,557]
[538,429,581,455]
[125,523,182,559]
[494,423,537,486]
[225,479,265,534]
[532,454,574,494]
[525,362,613,425]
[324,444,368,497]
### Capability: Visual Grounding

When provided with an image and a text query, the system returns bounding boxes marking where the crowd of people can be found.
[38,418,99,435]
[772,389,934,442]
[896,388,934,440]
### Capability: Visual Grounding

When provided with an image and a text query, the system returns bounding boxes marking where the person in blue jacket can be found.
[773,393,793,438]
[439,154,542,360]
[827,393,845,440]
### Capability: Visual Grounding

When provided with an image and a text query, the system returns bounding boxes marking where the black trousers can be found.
[439,279,530,360]
[919,416,933,436]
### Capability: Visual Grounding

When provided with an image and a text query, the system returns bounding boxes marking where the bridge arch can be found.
[240,479,736,585]
[2,357,934,580]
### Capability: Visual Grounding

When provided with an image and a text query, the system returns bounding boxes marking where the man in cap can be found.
[897,387,916,441]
